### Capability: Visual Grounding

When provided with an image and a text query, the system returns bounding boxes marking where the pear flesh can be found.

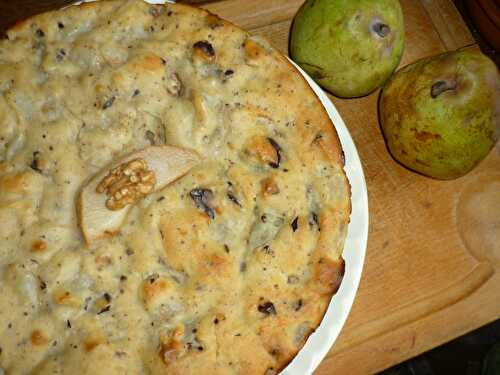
[379,50,500,179]
[77,146,200,244]
[290,0,405,98]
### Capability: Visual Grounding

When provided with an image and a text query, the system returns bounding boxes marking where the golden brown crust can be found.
[0,1,351,374]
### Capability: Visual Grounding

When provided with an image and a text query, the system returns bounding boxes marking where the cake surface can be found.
[0,1,350,373]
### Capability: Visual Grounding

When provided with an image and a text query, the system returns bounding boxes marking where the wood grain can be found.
[420,0,475,50]
[1,1,498,375]
[203,0,303,30]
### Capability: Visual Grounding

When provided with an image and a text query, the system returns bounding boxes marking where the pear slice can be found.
[77,146,200,245]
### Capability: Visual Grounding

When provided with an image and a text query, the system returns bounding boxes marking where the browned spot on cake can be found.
[30,330,48,346]
[159,337,184,365]
[261,177,280,196]
[243,38,265,60]
[142,278,169,301]
[53,289,80,307]
[315,257,345,295]
[138,54,164,71]
[84,338,103,352]
[31,240,47,252]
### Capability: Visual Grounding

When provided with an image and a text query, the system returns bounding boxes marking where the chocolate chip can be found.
[57,22,64,29]
[103,293,112,303]
[189,188,215,219]
[132,89,140,97]
[224,69,234,76]
[66,320,72,328]
[56,48,66,61]
[291,217,298,232]
[125,248,135,256]
[35,29,45,38]
[313,133,323,143]
[193,40,215,58]
[267,138,281,169]
[309,212,320,231]
[30,151,42,173]
[120,275,127,282]
[262,245,273,255]
[293,299,303,311]
[227,192,241,207]
[102,96,115,110]
[97,305,111,315]
[258,301,276,316]
[224,244,230,253]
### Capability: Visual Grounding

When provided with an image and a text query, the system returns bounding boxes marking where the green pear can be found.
[290,0,405,98]
[379,50,500,179]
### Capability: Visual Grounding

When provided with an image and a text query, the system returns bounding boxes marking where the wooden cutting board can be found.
[200,1,500,374]
[1,1,499,374]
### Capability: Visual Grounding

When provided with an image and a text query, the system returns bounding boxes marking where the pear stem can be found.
[431,80,457,98]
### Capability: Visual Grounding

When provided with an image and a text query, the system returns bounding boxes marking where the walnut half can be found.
[77,146,201,245]
[97,158,156,210]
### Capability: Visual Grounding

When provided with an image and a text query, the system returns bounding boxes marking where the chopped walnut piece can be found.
[96,158,156,210]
